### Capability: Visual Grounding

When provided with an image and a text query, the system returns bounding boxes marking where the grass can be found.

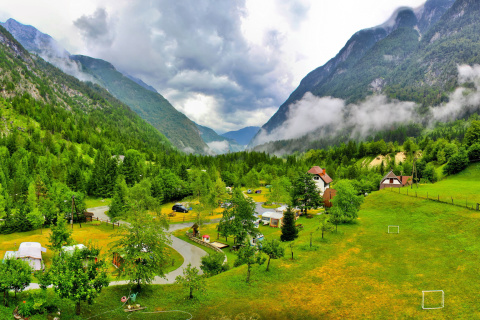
[242,186,270,203]
[85,197,112,208]
[392,162,480,207]
[160,200,224,224]
[8,166,480,319]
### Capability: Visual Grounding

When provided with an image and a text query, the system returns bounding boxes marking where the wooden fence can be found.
[388,187,480,211]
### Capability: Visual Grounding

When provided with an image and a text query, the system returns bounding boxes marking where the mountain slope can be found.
[1,18,211,154]
[251,0,456,149]
[221,126,260,145]
[0,25,174,155]
[70,55,208,153]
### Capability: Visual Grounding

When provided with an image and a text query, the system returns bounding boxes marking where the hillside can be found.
[251,0,469,150]
[1,18,215,154]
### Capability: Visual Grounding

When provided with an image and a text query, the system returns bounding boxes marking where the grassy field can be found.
[85,197,112,208]
[391,162,480,207]
[7,165,480,319]
[0,221,183,281]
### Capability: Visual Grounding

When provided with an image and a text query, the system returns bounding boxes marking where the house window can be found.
[313,176,319,180]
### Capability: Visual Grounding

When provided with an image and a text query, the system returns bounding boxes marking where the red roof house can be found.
[307,166,332,195]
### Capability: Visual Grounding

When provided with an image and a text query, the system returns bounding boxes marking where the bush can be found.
[467,143,480,162]
[200,252,229,277]
[443,148,469,175]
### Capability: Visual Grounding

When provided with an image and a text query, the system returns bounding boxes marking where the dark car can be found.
[172,204,189,213]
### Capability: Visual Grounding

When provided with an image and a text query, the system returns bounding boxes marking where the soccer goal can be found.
[387,225,399,234]
[422,290,444,309]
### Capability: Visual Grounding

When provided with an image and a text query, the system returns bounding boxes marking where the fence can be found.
[85,217,121,229]
[388,187,480,211]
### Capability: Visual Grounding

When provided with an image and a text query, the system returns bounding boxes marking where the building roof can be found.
[400,176,412,186]
[270,212,284,219]
[261,212,275,218]
[382,170,399,180]
[307,166,333,184]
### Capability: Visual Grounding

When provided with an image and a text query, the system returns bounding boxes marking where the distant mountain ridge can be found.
[194,123,245,153]
[250,0,462,151]
[221,126,260,145]
[0,18,232,154]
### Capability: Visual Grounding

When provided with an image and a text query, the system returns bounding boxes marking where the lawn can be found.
[173,220,287,267]
[85,197,112,208]
[242,186,270,202]
[8,169,480,319]
[160,199,224,224]
[391,162,480,207]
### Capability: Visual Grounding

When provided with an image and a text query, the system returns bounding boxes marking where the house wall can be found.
[313,175,327,194]
[379,178,402,190]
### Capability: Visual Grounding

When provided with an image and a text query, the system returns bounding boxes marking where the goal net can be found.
[422,290,444,309]
[387,225,399,234]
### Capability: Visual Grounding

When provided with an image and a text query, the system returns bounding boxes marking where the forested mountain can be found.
[222,126,260,146]
[194,123,244,154]
[251,0,461,150]
[1,18,228,154]
[70,55,209,154]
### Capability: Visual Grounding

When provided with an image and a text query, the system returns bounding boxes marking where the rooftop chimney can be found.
[322,168,326,175]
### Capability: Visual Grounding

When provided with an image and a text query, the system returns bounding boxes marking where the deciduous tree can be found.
[261,239,285,271]
[40,245,108,315]
[175,263,205,299]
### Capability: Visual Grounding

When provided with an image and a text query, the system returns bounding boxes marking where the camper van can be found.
[261,212,274,225]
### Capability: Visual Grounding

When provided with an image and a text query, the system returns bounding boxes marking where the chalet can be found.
[307,166,333,195]
[379,170,413,190]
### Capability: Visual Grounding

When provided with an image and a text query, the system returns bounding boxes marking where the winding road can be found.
[88,206,210,285]
[26,202,273,290]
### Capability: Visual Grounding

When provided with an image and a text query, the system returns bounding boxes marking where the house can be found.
[307,166,333,195]
[379,170,413,190]
[15,242,47,271]
[202,235,210,243]
[323,188,337,208]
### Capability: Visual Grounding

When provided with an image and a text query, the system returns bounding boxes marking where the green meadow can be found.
[4,165,480,319]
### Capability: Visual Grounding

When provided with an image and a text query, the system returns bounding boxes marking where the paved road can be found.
[88,207,210,285]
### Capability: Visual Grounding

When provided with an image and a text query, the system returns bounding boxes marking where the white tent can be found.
[17,242,46,271]
[61,244,86,255]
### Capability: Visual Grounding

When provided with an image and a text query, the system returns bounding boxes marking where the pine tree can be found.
[281,206,298,241]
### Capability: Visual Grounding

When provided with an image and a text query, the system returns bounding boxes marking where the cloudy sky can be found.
[0,0,426,133]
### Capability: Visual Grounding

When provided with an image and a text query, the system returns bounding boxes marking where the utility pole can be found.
[411,157,419,189]
[71,195,75,229]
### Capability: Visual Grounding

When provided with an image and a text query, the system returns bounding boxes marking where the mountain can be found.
[250,0,457,149]
[0,24,174,155]
[124,74,158,93]
[221,126,260,145]
[1,18,212,154]
[70,55,209,153]
[194,123,245,154]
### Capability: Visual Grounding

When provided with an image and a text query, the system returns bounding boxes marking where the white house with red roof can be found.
[307,166,333,195]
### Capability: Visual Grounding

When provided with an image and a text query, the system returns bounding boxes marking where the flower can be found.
[23,301,26,304]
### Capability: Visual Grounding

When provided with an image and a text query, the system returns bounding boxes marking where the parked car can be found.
[172,204,189,213]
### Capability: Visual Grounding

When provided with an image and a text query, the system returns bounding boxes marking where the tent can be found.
[17,242,46,271]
